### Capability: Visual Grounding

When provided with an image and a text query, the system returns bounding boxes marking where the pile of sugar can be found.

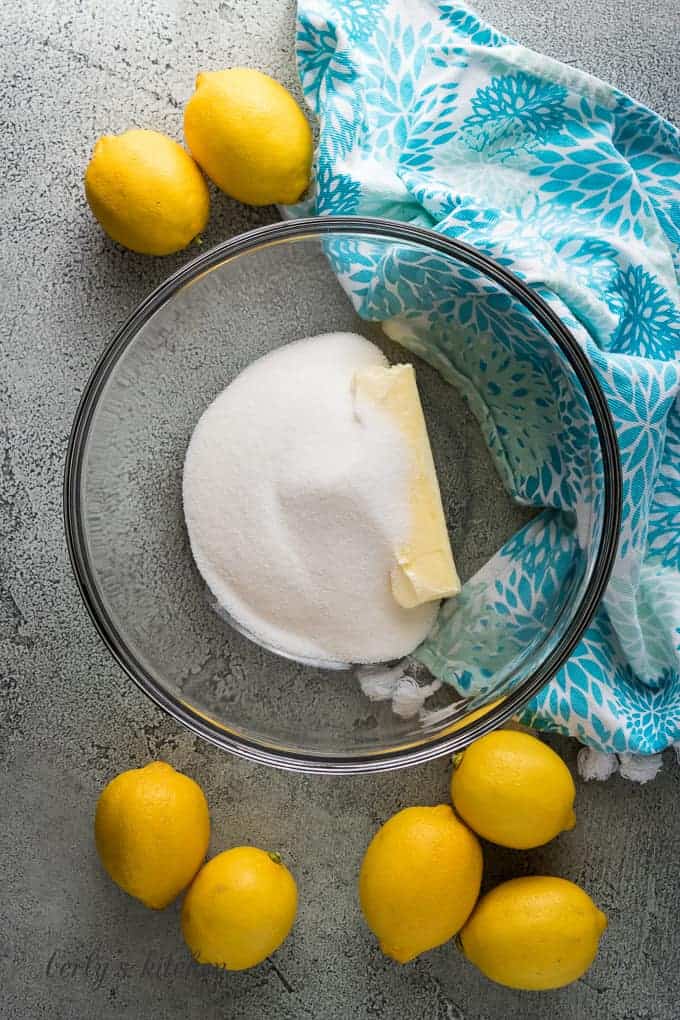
[183,332,439,664]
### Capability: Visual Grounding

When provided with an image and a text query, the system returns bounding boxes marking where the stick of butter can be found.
[352,362,461,609]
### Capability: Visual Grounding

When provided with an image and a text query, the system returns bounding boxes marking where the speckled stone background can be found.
[2,2,679,1018]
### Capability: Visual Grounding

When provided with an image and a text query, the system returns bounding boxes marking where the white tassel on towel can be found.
[356,663,441,719]
[577,746,665,783]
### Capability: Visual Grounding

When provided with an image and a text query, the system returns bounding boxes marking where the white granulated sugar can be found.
[183,332,439,664]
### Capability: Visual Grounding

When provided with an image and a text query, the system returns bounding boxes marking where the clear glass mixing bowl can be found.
[64,217,621,773]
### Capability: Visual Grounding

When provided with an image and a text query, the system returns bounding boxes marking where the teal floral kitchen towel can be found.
[293,0,680,757]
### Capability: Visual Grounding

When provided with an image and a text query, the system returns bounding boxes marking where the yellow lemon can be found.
[181,847,298,970]
[359,805,482,964]
[184,68,313,205]
[461,876,608,990]
[94,761,210,909]
[451,729,576,849]
[85,128,210,254]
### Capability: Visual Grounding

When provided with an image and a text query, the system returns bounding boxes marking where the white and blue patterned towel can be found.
[293,0,680,757]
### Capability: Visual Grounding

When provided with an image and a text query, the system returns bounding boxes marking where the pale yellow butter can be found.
[352,363,461,609]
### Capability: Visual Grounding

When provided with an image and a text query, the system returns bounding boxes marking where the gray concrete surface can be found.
[1,1,679,1018]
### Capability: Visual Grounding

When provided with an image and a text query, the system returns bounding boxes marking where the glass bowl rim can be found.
[64,215,622,774]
